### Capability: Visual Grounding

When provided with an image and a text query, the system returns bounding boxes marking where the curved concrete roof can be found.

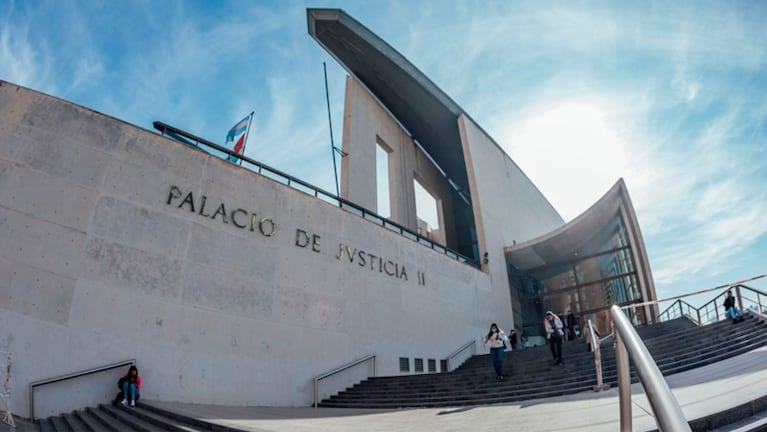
[307,8,469,192]
[505,178,637,271]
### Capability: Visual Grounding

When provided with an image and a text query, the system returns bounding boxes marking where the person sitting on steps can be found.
[120,365,142,407]
[723,290,744,324]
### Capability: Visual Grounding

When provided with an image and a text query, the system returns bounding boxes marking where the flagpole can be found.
[238,111,255,166]
[324,62,340,197]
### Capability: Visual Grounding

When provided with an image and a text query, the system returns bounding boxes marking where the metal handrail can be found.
[153,121,480,268]
[446,339,476,372]
[658,299,696,322]
[741,286,767,316]
[28,358,135,421]
[610,305,691,431]
[658,284,767,326]
[313,354,375,408]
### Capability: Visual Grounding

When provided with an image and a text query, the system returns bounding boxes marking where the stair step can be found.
[138,402,246,432]
[49,416,70,432]
[38,418,55,432]
[86,406,130,431]
[74,409,106,432]
[128,405,208,432]
[62,412,89,431]
[101,404,165,432]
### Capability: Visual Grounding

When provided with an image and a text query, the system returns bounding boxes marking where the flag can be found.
[225,113,252,162]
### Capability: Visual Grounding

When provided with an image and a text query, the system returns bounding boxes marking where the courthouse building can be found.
[0,8,656,418]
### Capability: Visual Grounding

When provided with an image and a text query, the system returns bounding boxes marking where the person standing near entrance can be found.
[544,311,564,365]
[482,323,508,380]
[723,290,745,323]
[566,311,576,341]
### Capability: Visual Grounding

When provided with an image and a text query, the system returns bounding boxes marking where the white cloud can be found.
[0,22,51,91]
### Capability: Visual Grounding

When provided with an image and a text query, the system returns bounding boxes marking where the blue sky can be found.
[2,0,766,309]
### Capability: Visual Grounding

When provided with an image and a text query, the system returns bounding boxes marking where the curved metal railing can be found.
[313,354,376,408]
[610,305,691,431]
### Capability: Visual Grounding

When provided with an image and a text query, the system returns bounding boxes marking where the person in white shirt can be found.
[544,311,565,365]
[482,322,508,380]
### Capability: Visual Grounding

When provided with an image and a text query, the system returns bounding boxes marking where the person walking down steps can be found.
[544,311,565,366]
[482,323,509,380]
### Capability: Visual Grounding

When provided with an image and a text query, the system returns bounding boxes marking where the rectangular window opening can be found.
[414,358,424,373]
[414,178,440,239]
[399,357,410,373]
[376,140,391,218]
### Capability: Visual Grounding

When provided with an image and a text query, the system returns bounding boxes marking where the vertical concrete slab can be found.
[458,113,564,325]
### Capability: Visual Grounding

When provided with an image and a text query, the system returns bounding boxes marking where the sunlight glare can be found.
[505,102,629,221]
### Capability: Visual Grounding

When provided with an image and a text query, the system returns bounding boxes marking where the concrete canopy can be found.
[307,8,470,194]
[504,178,648,274]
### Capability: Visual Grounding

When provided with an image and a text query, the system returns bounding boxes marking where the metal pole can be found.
[735,285,744,315]
[237,112,255,167]
[611,305,691,431]
[615,330,632,431]
[313,377,318,408]
[323,62,340,197]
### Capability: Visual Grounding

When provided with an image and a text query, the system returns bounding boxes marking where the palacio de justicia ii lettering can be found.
[165,185,426,286]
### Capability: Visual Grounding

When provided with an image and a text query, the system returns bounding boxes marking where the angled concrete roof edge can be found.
[307,8,462,115]
[306,8,562,218]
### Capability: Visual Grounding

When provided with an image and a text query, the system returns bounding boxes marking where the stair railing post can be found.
[735,285,744,315]
[696,308,701,325]
[589,320,607,391]
[677,300,683,320]
[615,328,632,431]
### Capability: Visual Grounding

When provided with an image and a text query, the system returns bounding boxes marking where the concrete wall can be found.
[0,81,491,417]
[457,114,564,328]
[340,77,457,247]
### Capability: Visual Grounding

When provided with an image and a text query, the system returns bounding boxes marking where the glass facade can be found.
[507,212,646,343]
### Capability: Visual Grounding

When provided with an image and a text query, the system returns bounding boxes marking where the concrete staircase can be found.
[319,314,767,408]
[36,402,244,432]
[31,314,767,431]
